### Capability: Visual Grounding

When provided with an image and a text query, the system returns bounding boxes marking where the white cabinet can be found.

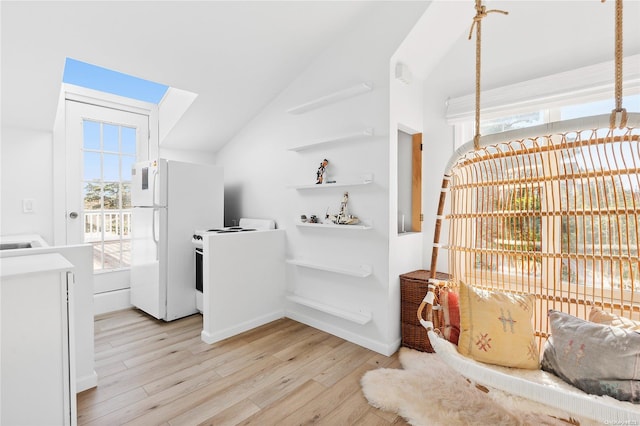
[200,230,285,345]
[1,253,76,426]
[0,243,96,392]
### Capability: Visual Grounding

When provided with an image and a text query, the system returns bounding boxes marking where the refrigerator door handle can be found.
[152,168,158,207]
[152,208,159,260]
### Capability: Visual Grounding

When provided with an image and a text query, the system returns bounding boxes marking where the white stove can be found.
[192,218,276,248]
[192,218,276,312]
[192,227,256,248]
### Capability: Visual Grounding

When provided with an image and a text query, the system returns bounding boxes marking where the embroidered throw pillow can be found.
[542,310,640,403]
[457,281,539,369]
[588,306,640,331]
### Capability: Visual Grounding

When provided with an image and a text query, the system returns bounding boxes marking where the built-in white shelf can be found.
[286,294,372,325]
[288,174,373,190]
[286,259,372,278]
[286,82,373,115]
[295,220,372,230]
[288,128,374,152]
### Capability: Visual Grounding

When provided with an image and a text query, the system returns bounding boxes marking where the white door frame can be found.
[53,84,159,246]
[52,85,159,312]
[64,100,149,249]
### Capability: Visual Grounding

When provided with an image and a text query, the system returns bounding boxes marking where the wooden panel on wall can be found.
[412,133,422,232]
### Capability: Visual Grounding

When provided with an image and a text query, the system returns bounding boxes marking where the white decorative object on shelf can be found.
[295,219,372,230]
[288,174,374,190]
[286,294,372,325]
[288,128,374,152]
[286,259,372,278]
[287,82,373,115]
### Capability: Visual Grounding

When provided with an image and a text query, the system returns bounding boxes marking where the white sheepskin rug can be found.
[361,348,580,426]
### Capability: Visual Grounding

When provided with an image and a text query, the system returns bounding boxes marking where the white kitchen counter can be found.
[0,253,73,277]
[201,229,285,344]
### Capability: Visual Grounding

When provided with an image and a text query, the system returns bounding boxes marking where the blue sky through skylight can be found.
[63,58,169,104]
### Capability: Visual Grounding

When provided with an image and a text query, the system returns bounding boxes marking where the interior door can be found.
[65,101,149,292]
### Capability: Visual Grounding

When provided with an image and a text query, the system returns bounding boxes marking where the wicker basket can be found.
[400,270,451,352]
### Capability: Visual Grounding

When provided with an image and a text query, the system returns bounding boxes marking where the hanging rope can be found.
[468,1,508,150]
[602,0,627,128]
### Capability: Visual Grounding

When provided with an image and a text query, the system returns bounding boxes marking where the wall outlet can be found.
[22,198,35,213]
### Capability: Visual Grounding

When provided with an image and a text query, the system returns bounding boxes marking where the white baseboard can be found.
[94,289,132,316]
[201,310,284,344]
[76,370,98,393]
[95,290,402,357]
[285,309,401,356]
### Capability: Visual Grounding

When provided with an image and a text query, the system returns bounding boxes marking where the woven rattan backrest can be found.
[442,114,640,351]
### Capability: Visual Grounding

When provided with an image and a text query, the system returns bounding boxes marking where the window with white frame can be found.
[446,56,640,295]
[449,55,640,149]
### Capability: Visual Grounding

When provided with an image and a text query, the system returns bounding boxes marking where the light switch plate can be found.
[22,198,35,213]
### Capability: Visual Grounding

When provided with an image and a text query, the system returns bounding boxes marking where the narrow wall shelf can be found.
[286,294,372,325]
[288,174,373,189]
[286,82,373,115]
[286,259,372,278]
[288,128,374,152]
[295,220,372,230]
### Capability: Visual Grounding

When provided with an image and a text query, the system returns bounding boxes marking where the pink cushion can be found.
[441,287,460,345]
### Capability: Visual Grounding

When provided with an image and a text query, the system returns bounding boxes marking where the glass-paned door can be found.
[66,101,148,274]
[82,120,138,270]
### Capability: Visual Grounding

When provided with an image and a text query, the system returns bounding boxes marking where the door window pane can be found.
[103,123,119,152]
[103,154,120,181]
[83,182,102,210]
[82,119,136,271]
[83,152,102,181]
[121,156,135,180]
[103,182,120,210]
[121,127,136,154]
[83,121,100,150]
[122,183,131,209]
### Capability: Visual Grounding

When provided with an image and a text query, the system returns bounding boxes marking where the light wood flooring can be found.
[78,309,409,425]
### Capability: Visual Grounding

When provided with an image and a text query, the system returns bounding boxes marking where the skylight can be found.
[62,58,169,104]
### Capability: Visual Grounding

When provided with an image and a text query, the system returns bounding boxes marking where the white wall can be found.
[389,1,472,286]
[1,127,54,244]
[387,49,428,349]
[159,147,216,165]
[422,75,455,274]
[216,2,428,355]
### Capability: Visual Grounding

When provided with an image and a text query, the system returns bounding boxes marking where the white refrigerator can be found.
[130,159,223,321]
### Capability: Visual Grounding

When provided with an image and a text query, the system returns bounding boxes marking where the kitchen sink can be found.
[0,234,48,251]
[0,242,33,250]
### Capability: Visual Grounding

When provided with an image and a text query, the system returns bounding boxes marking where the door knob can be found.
[69,211,79,219]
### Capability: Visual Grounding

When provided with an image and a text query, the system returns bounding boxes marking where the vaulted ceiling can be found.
[2,1,639,153]
[1,1,378,152]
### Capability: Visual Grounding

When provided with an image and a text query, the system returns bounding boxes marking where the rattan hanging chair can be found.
[417,0,640,423]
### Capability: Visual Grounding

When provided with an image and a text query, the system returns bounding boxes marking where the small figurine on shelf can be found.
[316,158,329,184]
[326,192,360,225]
